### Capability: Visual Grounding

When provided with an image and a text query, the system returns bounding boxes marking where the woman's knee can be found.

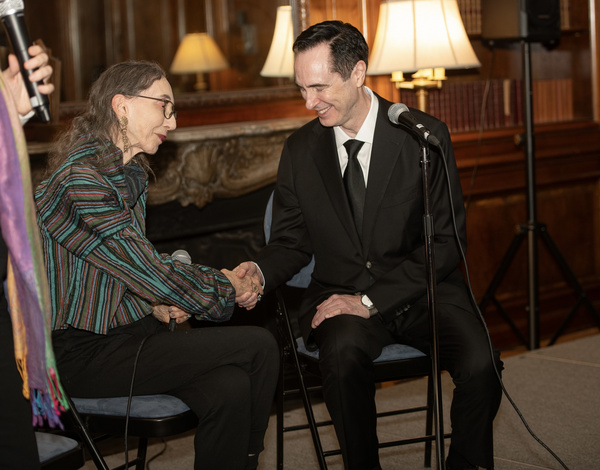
[242,326,280,371]
[192,365,252,420]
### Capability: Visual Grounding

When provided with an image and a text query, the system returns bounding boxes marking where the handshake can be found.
[221,261,264,310]
[153,261,263,328]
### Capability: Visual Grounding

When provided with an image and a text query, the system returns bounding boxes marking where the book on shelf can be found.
[458,0,482,36]
[400,77,573,134]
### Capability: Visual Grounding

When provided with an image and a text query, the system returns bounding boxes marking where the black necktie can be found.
[343,139,366,234]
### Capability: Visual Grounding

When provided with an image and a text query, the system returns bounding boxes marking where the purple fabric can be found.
[0,74,65,427]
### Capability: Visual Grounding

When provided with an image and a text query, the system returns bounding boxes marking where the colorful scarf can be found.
[0,72,67,427]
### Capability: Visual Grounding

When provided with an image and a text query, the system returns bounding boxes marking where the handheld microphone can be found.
[168,249,192,331]
[0,0,51,122]
[171,249,192,265]
[388,103,440,147]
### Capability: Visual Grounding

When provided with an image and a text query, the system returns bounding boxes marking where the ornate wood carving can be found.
[148,117,311,207]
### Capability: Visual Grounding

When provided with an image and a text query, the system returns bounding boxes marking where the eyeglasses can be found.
[127,94,178,120]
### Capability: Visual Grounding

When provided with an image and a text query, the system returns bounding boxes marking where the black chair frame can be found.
[274,285,450,470]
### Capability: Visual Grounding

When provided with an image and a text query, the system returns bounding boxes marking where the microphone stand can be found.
[419,140,446,469]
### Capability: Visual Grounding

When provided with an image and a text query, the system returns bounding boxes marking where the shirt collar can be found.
[334,86,379,149]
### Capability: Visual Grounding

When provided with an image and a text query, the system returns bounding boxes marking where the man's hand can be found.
[2,44,54,116]
[311,294,369,329]
[152,304,191,325]
[222,262,264,310]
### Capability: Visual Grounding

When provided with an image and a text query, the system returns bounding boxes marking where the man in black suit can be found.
[235,20,502,470]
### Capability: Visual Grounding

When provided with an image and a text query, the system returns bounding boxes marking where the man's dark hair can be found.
[293,20,369,81]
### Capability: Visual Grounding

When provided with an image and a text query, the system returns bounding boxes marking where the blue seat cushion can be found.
[72,394,190,419]
[296,337,426,362]
[36,432,79,463]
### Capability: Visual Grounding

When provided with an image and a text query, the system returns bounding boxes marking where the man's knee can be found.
[452,345,503,398]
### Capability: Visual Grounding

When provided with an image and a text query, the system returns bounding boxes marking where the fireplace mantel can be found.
[148,117,311,208]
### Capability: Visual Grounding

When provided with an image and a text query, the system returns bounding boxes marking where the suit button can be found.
[366,261,372,269]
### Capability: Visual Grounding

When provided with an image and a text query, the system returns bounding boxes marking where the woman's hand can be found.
[152,304,191,325]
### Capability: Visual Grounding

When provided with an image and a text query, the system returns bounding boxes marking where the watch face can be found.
[361,295,373,308]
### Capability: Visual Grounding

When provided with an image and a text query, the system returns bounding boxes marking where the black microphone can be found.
[168,249,191,331]
[388,103,440,147]
[0,0,51,122]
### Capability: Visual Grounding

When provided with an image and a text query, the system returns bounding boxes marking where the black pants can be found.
[313,302,503,470]
[52,316,279,470]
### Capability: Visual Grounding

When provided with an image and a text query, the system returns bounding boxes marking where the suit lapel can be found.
[362,96,410,251]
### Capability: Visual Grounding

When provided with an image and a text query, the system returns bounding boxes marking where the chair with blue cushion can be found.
[64,391,198,470]
[264,193,445,469]
[37,431,84,470]
[63,386,198,470]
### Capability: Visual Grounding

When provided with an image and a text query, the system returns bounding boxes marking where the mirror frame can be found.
[173,0,307,110]
[58,1,308,120]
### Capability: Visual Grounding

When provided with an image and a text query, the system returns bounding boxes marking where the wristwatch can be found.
[361,294,379,317]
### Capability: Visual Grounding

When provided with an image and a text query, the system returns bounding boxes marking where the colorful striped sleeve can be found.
[36,157,235,329]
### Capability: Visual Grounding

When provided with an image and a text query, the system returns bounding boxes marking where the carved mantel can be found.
[148,117,311,208]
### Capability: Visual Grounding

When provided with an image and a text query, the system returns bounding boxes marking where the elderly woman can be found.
[34,61,277,470]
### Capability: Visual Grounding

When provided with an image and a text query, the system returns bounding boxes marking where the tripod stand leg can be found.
[537,225,600,345]
[490,297,528,345]
[479,227,528,346]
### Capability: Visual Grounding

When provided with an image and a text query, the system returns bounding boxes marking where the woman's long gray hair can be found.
[46,60,166,175]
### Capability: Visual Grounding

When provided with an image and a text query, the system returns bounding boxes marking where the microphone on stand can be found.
[0,0,51,122]
[388,103,440,147]
[168,249,192,331]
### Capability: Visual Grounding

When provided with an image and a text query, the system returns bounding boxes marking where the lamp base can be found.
[194,72,208,91]
[391,68,446,113]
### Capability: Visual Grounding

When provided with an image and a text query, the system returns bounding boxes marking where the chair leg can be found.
[135,437,148,470]
[424,375,434,468]
[64,394,110,470]
[276,351,285,470]
[276,288,327,470]
[295,368,327,470]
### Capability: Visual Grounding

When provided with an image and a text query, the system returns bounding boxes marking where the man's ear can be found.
[353,60,367,87]
[111,94,127,118]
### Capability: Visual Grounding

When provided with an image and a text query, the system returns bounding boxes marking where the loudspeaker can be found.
[481,0,561,47]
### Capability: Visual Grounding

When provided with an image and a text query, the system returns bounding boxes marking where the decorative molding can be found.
[148,117,311,208]
[58,86,302,119]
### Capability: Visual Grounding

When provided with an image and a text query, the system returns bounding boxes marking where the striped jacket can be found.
[34,133,235,334]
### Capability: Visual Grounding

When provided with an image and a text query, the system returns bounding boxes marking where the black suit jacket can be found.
[257,93,471,347]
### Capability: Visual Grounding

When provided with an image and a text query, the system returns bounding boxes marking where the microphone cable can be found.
[434,144,570,470]
[123,334,151,469]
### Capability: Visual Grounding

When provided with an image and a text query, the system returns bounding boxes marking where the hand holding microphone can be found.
[1,0,52,122]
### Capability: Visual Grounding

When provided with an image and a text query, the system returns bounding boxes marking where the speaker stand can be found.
[478,41,600,349]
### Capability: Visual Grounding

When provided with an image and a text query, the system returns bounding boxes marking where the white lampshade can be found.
[368,0,480,75]
[260,5,295,78]
[170,32,229,74]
